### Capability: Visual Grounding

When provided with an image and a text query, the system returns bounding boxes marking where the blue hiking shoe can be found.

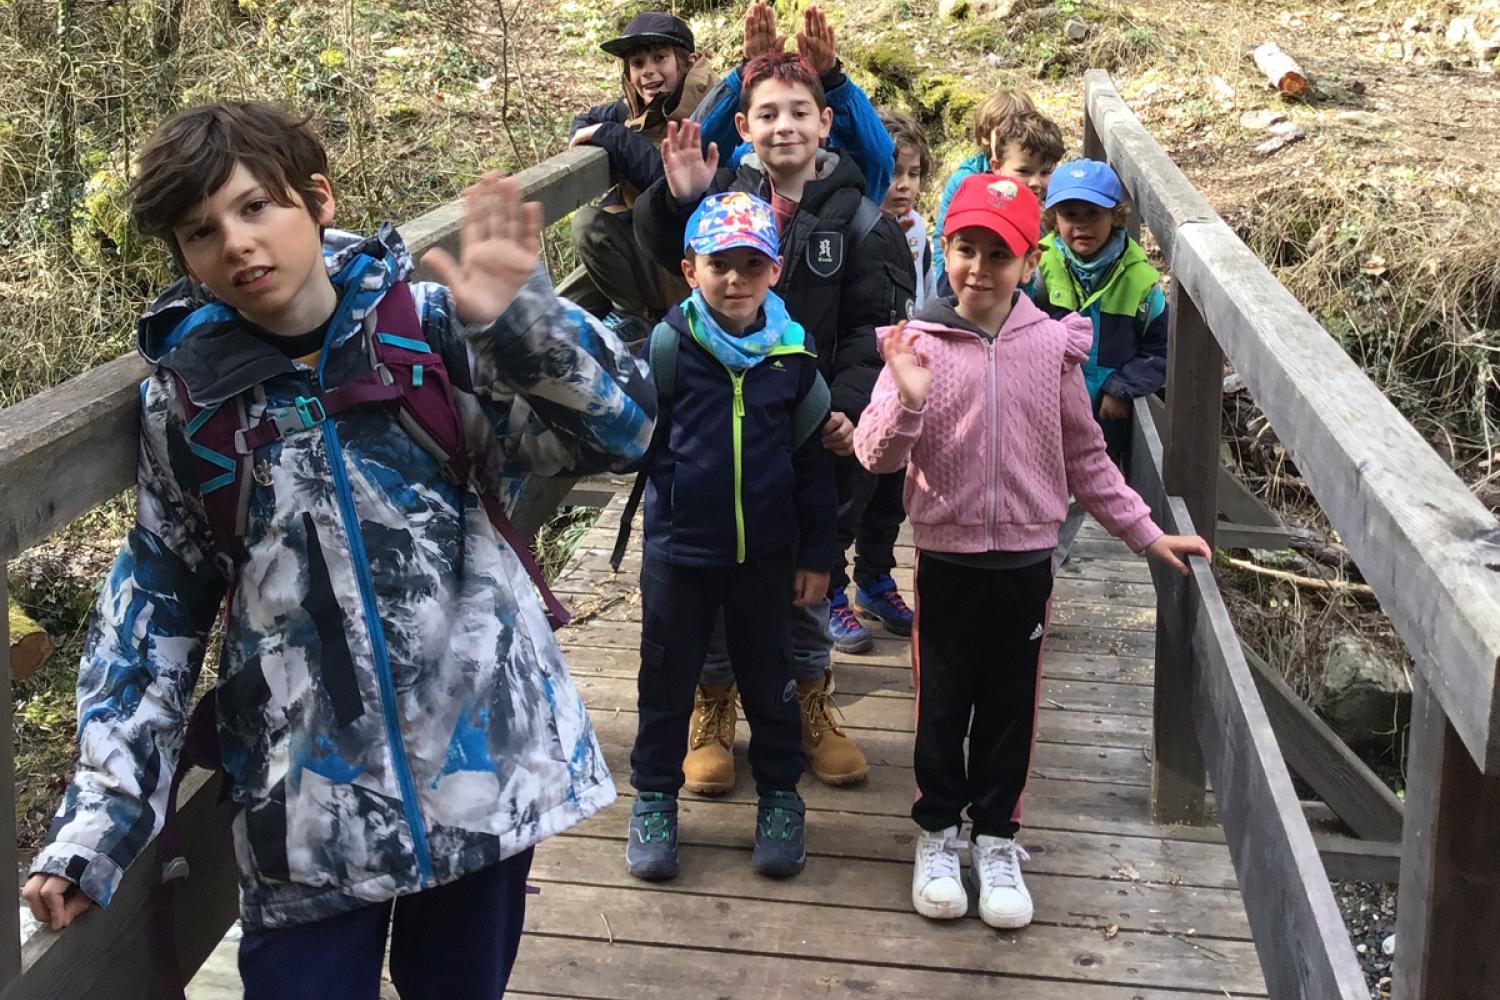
[626,792,679,880]
[752,790,807,878]
[827,592,874,653]
[855,576,914,637]
[603,310,653,346]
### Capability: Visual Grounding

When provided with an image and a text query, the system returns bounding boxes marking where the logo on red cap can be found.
[988,178,1019,201]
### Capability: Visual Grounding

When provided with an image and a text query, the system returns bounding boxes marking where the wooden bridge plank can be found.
[586,711,1150,788]
[533,832,1254,941]
[508,936,1243,1000]
[521,882,1267,995]
[561,797,1242,890]
[565,650,1155,717]
[561,637,1156,690]
[560,617,1157,659]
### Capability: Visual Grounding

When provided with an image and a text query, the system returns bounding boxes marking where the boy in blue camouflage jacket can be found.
[21,102,655,999]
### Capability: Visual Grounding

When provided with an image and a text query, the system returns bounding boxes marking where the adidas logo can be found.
[1029,623,1044,641]
[772,359,785,368]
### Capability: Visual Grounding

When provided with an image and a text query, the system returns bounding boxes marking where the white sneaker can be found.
[970,835,1033,929]
[911,826,968,920]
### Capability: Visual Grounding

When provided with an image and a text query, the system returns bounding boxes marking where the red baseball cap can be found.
[942,173,1041,256]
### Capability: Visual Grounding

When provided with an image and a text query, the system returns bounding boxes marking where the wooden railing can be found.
[0,144,611,999]
[1085,69,1500,999]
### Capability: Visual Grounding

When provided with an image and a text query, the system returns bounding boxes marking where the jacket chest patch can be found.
[806,231,844,278]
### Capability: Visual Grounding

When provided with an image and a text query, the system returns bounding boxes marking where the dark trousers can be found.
[238,849,534,1000]
[829,457,907,595]
[632,549,803,796]
[911,555,1053,838]
[555,204,686,319]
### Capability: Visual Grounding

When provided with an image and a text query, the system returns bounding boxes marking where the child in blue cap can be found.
[1033,159,1169,564]
[624,191,837,883]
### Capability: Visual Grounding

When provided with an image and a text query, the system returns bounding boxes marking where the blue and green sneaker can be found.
[752,790,807,878]
[626,792,679,880]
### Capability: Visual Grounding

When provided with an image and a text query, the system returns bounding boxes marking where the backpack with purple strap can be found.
[151,282,566,993]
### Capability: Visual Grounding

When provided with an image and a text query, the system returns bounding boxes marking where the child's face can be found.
[681,246,782,333]
[881,143,923,219]
[1054,200,1115,260]
[989,141,1055,202]
[173,161,336,335]
[626,45,682,104]
[735,79,833,179]
[941,227,1038,321]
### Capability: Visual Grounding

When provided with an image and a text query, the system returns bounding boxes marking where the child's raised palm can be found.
[422,172,541,328]
[661,120,718,202]
[880,322,932,409]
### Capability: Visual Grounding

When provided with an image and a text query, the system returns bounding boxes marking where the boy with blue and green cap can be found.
[1033,158,1169,566]
[625,190,837,882]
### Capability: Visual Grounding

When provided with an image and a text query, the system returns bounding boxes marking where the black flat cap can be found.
[600,12,695,57]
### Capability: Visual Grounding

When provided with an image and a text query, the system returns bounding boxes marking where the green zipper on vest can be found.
[718,343,815,564]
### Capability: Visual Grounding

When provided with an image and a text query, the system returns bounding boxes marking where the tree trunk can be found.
[8,604,53,682]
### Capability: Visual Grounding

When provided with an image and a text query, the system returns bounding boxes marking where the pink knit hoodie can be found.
[854,294,1163,556]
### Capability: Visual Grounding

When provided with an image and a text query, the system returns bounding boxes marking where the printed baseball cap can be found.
[600,12,695,57]
[942,174,1042,256]
[684,191,780,260]
[1043,159,1124,210]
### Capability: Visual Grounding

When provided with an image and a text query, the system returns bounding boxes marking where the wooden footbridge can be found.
[1,71,1497,999]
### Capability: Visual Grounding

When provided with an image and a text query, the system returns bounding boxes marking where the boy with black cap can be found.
[561,12,720,341]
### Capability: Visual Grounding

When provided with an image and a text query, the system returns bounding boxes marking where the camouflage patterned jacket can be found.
[30,226,655,931]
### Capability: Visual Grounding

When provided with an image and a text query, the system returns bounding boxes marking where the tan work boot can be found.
[683,683,738,794]
[797,671,869,786]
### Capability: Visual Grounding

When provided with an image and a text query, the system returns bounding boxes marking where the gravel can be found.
[1334,878,1398,999]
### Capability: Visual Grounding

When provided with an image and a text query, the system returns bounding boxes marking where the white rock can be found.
[1357,943,1369,955]
[1255,136,1289,155]
[1383,933,1396,956]
[1446,16,1478,48]
[1240,109,1287,130]
[1336,110,1386,128]
[985,51,1005,68]
[1268,120,1305,139]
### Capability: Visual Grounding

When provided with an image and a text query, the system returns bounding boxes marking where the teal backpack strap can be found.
[611,322,680,571]
[648,321,679,399]
[791,370,831,449]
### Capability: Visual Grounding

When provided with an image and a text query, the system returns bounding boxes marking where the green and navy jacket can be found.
[31,226,656,931]
[641,304,836,571]
[1035,229,1169,407]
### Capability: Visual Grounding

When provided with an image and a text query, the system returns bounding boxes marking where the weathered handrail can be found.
[0,143,611,998]
[1085,69,1500,1000]
[1085,71,1500,773]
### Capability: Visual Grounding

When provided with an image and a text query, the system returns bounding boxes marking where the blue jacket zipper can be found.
[313,270,434,886]
[320,418,435,886]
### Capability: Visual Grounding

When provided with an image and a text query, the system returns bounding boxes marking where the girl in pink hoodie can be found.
[853,174,1209,931]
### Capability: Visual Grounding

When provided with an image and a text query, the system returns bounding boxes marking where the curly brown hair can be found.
[130,102,330,271]
[878,110,932,181]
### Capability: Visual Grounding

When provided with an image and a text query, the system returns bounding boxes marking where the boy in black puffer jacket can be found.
[634,51,915,799]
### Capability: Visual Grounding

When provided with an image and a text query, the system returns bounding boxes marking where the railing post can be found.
[1,565,23,983]
[1149,283,1221,825]
[1392,675,1500,999]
